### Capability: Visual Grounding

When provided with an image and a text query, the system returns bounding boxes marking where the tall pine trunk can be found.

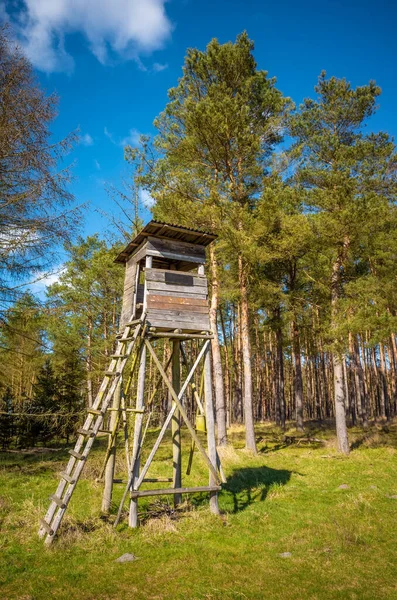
[275,311,286,430]
[331,248,350,455]
[208,245,227,446]
[292,319,304,431]
[238,255,257,453]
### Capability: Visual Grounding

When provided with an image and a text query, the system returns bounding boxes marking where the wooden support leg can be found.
[129,343,146,527]
[120,392,131,473]
[172,340,182,506]
[102,382,121,513]
[204,345,220,515]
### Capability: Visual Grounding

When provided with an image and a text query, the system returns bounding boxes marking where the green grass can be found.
[1,422,397,600]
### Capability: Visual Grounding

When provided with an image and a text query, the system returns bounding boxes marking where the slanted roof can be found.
[115,220,217,264]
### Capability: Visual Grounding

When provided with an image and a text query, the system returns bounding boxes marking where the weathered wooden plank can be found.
[40,519,54,536]
[148,322,210,332]
[146,281,207,296]
[147,289,207,300]
[130,485,221,499]
[148,332,213,339]
[127,241,148,264]
[147,294,208,307]
[147,317,210,332]
[146,269,207,287]
[50,494,67,509]
[146,237,206,263]
[147,309,209,323]
[147,300,208,314]
[119,258,137,329]
[144,267,204,276]
[60,472,76,484]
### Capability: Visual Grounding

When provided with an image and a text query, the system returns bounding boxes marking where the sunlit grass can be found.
[1,421,396,599]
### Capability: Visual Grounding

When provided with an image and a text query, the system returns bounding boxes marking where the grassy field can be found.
[1,422,397,600]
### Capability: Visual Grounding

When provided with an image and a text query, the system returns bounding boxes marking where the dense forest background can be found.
[1,30,396,456]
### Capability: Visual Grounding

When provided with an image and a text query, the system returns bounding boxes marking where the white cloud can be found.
[153,62,168,72]
[80,133,94,146]
[139,189,155,209]
[94,159,101,170]
[22,267,66,297]
[120,128,142,147]
[5,0,172,73]
[104,126,115,143]
[105,126,144,148]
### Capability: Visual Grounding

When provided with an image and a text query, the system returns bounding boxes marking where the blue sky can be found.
[3,0,397,251]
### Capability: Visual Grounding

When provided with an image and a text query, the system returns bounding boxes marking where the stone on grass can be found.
[115,553,137,563]
[338,484,349,489]
[387,495,397,499]
[279,552,292,558]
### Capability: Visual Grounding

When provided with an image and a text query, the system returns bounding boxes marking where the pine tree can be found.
[289,73,397,453]
[47,236,124,407]
[129,33,290,452]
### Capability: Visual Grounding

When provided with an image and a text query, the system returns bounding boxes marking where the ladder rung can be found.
[50,494,67,509]
[61,471,76,484]
[40,519,54,536]
[77,428,95,437]
[120,336,135,342]
[99,429,112,434]
[125,408,145,413]
[105,371,120,376]
[87,408,103,416]
[110,354,128,358]
[69,450,85,460]
[116,321,140,336]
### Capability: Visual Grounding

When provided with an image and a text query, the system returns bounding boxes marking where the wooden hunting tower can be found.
[39,221,225,545]
[115,220,216,332]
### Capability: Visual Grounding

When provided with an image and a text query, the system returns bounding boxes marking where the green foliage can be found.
[289,72,397,350]
[0,25,79,298]
[47,235,124,404]
[0,292,46,402]
[129,33,290,257]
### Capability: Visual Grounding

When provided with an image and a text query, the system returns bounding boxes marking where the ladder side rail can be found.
[40,316,145,541]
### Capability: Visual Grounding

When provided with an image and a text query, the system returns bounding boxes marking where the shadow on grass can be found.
[222,465,292,513]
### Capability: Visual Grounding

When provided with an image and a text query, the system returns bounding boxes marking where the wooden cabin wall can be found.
[145,268,210,331]
[119,257,137,329]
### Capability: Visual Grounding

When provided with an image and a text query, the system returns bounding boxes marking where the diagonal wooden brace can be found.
[114,339,216,527]
[144,339,220,484]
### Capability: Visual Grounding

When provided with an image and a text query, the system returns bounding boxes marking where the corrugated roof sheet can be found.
[114,220,217,263]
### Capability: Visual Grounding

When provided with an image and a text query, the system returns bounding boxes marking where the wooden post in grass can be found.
[129,343,146,527]
[204,344,220,515]
[102,382,121,513]
[172,339,182,505]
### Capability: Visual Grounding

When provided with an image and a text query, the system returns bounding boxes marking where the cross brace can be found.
[39,316,224,544]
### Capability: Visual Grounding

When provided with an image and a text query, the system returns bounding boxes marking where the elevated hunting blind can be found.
[115,220,215,332]
[39,221,225,545]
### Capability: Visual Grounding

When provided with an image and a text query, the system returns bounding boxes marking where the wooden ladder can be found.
[38,315,146,545]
